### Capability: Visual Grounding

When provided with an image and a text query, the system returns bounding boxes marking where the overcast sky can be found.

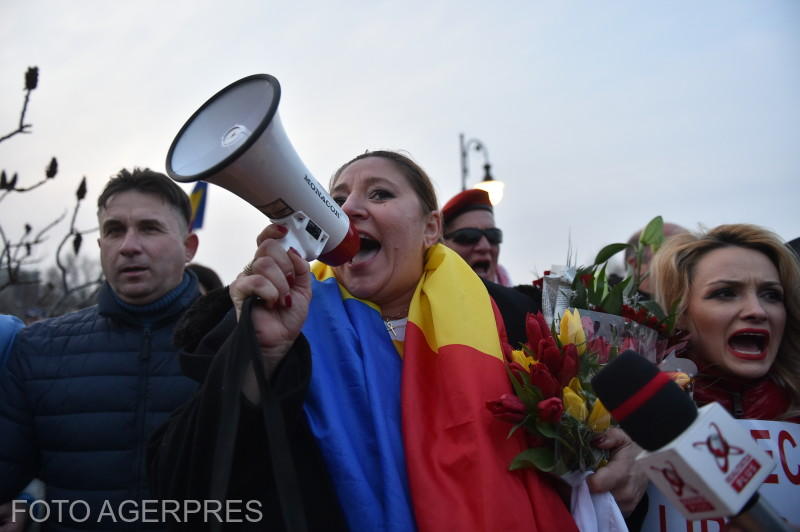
[2,0,798,286]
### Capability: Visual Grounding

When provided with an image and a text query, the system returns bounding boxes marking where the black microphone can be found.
[591,350,698,451]
[592,351,791,531]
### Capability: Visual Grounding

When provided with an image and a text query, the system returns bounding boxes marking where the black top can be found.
[483,280,542,348]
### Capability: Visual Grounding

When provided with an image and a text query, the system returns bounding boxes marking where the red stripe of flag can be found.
[401,320,577,532]
[611,371,672,422]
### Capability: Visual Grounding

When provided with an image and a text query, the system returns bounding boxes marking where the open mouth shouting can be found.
[349,233,381,266]
[470,260,491,276]
[727,328,770,360]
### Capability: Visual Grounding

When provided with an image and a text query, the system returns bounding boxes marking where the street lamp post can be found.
[459,133,504,205]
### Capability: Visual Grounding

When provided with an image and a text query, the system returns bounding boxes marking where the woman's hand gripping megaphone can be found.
[232,224,312,400]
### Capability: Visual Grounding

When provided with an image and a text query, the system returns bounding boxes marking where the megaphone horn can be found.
[165,74,359,266]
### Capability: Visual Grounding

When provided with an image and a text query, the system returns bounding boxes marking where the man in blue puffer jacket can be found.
[0,168,202,531]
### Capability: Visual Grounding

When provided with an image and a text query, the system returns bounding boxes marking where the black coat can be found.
[147,289,347,532]
[482,280,542,348]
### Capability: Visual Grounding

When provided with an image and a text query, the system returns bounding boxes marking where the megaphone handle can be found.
[273,212,327,262]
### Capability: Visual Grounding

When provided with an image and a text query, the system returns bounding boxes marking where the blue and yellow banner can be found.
[189,181,207,231]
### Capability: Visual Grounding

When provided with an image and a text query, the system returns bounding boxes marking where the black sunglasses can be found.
[443,227,503,246]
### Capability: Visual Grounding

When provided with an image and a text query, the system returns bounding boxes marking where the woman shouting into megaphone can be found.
[148,151,642,531]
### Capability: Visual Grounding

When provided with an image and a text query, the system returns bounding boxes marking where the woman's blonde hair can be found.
[651,224,800,418]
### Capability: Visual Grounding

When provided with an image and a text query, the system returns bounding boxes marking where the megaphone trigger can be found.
[273,211,328,262]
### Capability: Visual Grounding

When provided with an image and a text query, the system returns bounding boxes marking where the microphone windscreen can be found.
[591,350,698,451]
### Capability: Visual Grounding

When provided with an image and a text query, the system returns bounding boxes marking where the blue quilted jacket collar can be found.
[97,270,200,328]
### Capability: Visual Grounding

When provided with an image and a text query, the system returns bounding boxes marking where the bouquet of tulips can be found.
[487,308,613,475]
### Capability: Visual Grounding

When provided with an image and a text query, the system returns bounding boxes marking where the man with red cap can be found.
[442,188,512,286]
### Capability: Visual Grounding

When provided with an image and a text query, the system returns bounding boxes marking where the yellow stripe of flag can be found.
[410,244,503,360]
[311,244,502,360]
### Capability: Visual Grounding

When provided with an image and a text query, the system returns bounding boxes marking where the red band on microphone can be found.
[610,371,672,422]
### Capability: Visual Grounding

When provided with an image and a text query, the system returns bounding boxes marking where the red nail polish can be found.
[284,295,292,308]
[287,273,295,287]
[288,247,301,258]
[277,225,288,234]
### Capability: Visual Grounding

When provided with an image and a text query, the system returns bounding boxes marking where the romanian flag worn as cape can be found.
[304,244,576,532]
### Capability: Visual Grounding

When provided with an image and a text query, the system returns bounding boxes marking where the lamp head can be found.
[474,166,504,206]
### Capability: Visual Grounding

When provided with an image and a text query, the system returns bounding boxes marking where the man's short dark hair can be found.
[97,168,192,228]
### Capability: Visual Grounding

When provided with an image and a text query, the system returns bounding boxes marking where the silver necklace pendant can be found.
[384,317,408,341]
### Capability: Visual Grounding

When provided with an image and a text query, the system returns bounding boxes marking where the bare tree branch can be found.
[0,67,37,143]
[1,66,101,317]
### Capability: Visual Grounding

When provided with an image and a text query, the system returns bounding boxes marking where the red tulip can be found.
[538,341,562,375]
[525,312,550,352]
[557,344,579,386]
[486,393,527,424]
[529,363,560,398]
[537,397,564,423]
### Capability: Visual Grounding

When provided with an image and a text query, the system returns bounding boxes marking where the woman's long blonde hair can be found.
[651,224,800,418]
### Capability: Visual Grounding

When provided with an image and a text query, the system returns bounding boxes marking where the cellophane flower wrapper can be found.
[576,308,660,364]
[541,266,576,327]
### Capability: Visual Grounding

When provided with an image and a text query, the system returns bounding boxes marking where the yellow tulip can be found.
[668,372,692,390]
[587,400,611,432]
[562,386,588,422]
[511,349,535,371]
[567,377,583,395]
[559,309,586,355]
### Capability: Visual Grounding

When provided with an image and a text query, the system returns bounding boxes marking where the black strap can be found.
[208,312,248,529]
[209,296,309,532]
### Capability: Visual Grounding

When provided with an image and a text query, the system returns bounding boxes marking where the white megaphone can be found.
[165,74,359,265]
